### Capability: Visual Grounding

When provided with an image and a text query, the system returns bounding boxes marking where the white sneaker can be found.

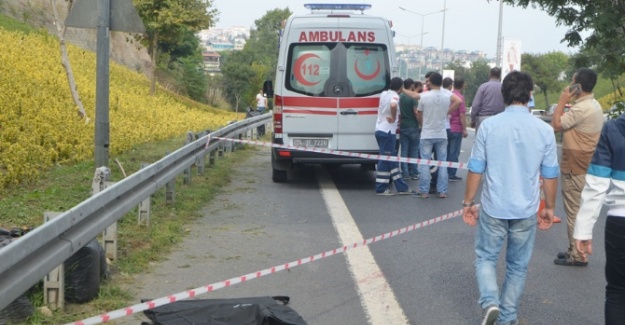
[481,305,499,325]
[376,189,396,196]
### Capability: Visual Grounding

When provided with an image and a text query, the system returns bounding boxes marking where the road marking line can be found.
[317,169,408,325]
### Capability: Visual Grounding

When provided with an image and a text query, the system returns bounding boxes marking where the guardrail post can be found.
[166,176,176,205]
[197,154,205,175]
[225,138,232,156]
[209,149,216,167]
[138,163,151,227]
[183,132,194,185]
[217,142,224,158]
[234,134,242,150]
[93,167,117,261]
[196,131,207,174]
[43,211,64,310]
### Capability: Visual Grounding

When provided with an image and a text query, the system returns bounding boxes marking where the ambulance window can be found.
[286,44,331,96]
[345,45,389,96]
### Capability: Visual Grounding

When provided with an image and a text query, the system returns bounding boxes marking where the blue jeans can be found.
[446,130,463,178]
[400,127,420,178]
[475,208,537,325]
[418,138,448,194]
[605,216,625,325]
[375,131,409,193]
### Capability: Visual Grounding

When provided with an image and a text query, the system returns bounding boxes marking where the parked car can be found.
[539,103,570,124]
[605,101,624,121]
[531,109,545,117]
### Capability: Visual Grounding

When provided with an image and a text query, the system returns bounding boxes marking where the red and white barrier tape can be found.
[68,208,465,325]
[206,135,468,170]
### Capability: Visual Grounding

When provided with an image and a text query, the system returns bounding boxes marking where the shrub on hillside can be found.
[598,89,625,110]
[0,29,243,189]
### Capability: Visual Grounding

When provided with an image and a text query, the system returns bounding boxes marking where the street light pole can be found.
[495,1,504,67]
[399,6,447,80]
[419,18,425,80]
[440,0,447,74]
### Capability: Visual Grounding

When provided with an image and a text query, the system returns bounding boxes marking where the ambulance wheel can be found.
[272,168,287,183]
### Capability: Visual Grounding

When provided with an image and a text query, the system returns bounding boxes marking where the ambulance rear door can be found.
[337,36,392,150]
[282,40,338,151]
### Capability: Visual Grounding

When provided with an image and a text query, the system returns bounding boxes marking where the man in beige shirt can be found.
[551,68,605,266]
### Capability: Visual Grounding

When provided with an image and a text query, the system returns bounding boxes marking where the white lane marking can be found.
[316,169,408,325]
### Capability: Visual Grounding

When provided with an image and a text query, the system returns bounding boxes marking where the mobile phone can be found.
[568,84,582,96]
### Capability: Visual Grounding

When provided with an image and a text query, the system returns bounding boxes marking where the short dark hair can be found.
[442,77,453,89]
[414,81,423,92]
[490,67,502,79]
[390,77,403,91]
[403,78,414,89]
[424,71,435,79]
[428,72,443,87]
[501,71,533,106]
[574,68,597,93]
[453,77,465,89]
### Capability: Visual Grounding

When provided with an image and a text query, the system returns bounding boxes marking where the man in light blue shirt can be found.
[462,71,559,325]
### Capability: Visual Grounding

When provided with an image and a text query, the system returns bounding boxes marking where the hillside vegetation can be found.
[0,25,242,190]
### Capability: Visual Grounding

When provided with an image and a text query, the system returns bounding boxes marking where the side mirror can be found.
[263,80,274,98]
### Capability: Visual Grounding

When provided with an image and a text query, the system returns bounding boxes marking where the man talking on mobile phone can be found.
[551,68,605,267]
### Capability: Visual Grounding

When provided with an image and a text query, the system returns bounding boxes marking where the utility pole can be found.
[66,0,145,168]
[440,0,447,74]
[495,1,504,67]
[95,0,111,168]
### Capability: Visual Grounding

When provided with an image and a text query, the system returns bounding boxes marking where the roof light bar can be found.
[304,3,372,12]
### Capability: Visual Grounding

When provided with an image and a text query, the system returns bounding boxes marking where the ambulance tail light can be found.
[274,94,283,134]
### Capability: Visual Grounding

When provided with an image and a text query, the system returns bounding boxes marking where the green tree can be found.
[134,0,218,95]
[445,60,491,107]
[206,74,224,107]
[221,8,292,110]
[244,8,292,78]
[179,54,208,102]
[221,50,255,112]
[160,28,204,70]
[520,52,568,108]
[501,0,625,91]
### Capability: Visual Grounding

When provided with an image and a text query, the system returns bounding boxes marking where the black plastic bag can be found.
[64,239,102,303]
[0,233,34,325]
[142,296,307,325]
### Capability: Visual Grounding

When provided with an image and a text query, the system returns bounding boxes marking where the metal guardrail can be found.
[0,113,271,311]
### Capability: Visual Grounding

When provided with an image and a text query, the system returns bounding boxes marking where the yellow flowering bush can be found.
[0,29,242,189]
[598,88,625,110]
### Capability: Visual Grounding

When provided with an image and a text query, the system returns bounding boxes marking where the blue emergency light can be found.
[304,3,372,12]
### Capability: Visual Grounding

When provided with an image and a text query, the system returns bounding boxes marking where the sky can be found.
[213,0,584,58]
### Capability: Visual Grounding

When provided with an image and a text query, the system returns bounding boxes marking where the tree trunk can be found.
[234,94,240,113]
[50,0,89,121]
[150,31,159,96]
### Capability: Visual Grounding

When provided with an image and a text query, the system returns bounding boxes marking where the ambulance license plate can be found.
[293,138,329,148]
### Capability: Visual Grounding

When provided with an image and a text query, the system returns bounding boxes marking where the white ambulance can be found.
[266,3,397,182]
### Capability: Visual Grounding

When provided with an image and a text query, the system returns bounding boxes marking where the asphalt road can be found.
[117,130,606,325]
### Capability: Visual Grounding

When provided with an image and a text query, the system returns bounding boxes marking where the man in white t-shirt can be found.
[375,77,416,196]
[417,72,462,198]
[256,89,267,114]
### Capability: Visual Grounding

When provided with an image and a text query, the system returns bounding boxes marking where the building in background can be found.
[201,51,221,73]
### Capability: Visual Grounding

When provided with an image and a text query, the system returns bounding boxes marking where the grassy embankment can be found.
[0,14,257,324]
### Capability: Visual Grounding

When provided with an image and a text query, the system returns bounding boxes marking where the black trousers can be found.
[605,216,625,325]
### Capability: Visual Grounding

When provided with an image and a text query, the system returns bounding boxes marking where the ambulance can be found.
[266,3,397,182]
